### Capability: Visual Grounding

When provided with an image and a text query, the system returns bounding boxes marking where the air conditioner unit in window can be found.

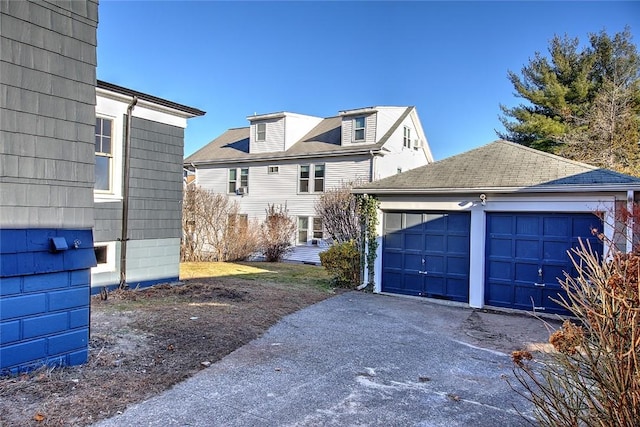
[236,187,247,195]
[413,139,422,150]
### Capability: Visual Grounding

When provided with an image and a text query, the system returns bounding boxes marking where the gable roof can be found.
[354,140,640,194]
[184,106,415,165]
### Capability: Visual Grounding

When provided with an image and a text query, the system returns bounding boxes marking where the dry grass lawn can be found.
[0,262,337,427]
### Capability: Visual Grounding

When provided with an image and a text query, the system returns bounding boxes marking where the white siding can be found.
[375,114,430,180]
[284,114,323,151]
[195,156,370,225]
[341,113,377,146]
[250,118,285,153]
[375,107,407,142]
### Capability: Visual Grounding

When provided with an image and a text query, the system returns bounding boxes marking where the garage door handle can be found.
[418,271,428,275]
[534,282,546,287]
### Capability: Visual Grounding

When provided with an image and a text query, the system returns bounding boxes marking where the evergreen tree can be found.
[499,28,640,176]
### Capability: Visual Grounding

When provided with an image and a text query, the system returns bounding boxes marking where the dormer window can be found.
[354,117,366,141]
[256,123,266,141]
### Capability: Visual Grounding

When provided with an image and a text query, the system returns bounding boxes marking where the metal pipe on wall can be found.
[119,96,138,289]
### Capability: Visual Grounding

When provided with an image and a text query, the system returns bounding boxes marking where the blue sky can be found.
[97,1,639,160]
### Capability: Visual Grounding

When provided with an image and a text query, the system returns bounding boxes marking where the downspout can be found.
[369,149,375,182]
[119,96,138,289]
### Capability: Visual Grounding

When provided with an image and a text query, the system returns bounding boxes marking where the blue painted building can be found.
[0,0,99,373]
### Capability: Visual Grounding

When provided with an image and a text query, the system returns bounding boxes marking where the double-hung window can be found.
[228,168,249,193]
[312,217,324,239]
[95,117,113,192]
[403,126,411,148]
[299,164,325,193]
[354,116,366,141]
[299,165,310,192]
[256,123,266,141]
[314,164,325,192]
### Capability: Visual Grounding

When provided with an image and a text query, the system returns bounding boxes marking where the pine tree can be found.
[499,28,640,176]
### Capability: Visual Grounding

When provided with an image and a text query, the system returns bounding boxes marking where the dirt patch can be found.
[0,278,336,427]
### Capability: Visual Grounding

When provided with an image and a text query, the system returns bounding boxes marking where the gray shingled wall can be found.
[128,117,184,240]
[93,117,184,242]
[0,0,98,228]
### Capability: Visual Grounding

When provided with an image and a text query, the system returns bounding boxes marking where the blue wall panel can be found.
[0,228,96,374]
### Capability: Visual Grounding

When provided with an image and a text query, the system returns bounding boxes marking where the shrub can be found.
[510,239,640,426]
[319,241,361,288]
[261,204,296,262]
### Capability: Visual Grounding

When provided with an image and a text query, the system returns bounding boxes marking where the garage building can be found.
[354,140,640,315]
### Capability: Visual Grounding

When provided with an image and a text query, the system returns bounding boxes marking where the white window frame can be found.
[94,97,123,202]
[229,168,249,194]
[268,165,279,174]
[91,241,116,274]
[298,216,309,244]
[353,116,366,141]
[403,126,411,148]
[299,163,325,194]
[256,123,266,141]
[312,217,324,240]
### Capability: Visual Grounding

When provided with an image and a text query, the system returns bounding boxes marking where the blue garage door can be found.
[485,213,603,315]
[382,212,470,302]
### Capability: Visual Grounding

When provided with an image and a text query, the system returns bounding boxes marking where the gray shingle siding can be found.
[0,0,98,228]
[128,117,184,240]
[93,117,185,242]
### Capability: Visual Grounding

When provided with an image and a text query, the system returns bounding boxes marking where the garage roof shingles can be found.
[356,140,640,193]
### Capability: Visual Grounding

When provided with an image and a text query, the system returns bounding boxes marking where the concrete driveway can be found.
[95,292,553,427]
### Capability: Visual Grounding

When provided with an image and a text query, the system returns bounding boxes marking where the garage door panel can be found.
[488,260,512,280]
[516,217,539,236]
[448,235,469,253]
[383,251,402,270]
[405,233,423,251]
[384,233,403,250]
[425,235,445,251]
[425,256,444,274]
[544,217,570,237]
[385,213,402,230]
[383,212,470,302]
[543,241,571,262]
[424,214,447,231]
[424,277,445,295]
[486,213,603,315]
[515,239,539,259]
[448,256,469,273]
[404,253,423,270]
[489,238,512,258]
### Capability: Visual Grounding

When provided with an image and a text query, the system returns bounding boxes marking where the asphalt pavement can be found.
[94,292,550,427]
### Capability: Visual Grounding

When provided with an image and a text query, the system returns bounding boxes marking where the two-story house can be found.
[184,106,433,263]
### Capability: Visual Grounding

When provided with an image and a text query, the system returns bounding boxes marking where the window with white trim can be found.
[313,217,324,239]
[95,117,113,192]
[354,116,365,141]
[268,166,279,174]
[314,164,325,192]
[403,126,411,148]
[228,168,249,194]
[299,164,325,193]
[256,123,266,141]
[91,241,116,273]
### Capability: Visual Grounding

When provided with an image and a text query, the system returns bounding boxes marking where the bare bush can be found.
[315,182,362,245]
[181,186,260,261]
[261,204,296,262]
[510,212,640,426]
